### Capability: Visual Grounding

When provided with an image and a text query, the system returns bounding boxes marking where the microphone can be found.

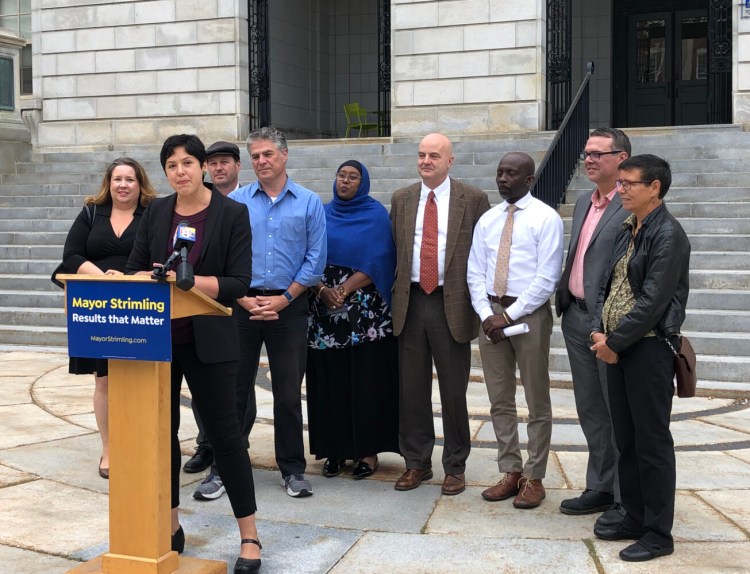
[174,222,196,291]
[152,222,196,288]
[174,222,196,252]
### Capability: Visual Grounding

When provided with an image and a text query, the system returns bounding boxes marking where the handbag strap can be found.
[665,335,680,357]
[85,204,97,227]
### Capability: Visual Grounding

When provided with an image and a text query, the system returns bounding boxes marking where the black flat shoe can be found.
[98,457,109,480]
[183,446,214,474]
[594,521,643,541]
[353,459,378,480]
[234,538,262,574]
[171,525,185,554]
[322,459,345,477]
[619,540,674,562]
[595,503,627,527]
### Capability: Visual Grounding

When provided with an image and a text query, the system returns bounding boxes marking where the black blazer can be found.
[126,189,252,364]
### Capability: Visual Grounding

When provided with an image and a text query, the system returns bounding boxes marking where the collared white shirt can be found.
[410,176,451,284]
[467,191,564,322]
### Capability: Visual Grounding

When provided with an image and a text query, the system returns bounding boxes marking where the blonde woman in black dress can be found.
[63,158,157,478]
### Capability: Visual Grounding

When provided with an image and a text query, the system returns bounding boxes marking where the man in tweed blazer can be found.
[390,133,490,495]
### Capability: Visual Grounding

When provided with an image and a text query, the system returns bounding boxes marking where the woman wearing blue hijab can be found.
[306,160,400,480]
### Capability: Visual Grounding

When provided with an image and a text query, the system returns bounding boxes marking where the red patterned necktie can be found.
[493,204,518,297]
[420,191,438,294]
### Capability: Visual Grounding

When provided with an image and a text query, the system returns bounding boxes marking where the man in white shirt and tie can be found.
[467,152,563,509]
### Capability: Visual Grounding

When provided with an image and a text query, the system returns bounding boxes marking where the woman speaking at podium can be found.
[127,134,261,574]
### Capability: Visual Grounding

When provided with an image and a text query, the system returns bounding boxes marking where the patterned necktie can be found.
[493,204,518,298]
[420,191,438,294]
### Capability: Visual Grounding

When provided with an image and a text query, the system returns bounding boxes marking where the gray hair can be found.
[247,127,288,153]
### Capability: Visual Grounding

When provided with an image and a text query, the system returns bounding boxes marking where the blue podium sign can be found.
[66,280,172,362]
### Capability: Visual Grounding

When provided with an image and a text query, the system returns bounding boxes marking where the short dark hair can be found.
[619,154,672,198]
[247,126,288,153]
[589,127,632,156]
[160,134,206,171]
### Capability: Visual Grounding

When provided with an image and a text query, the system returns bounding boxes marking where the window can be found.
[0,0,31,95]
[0,56,13,110]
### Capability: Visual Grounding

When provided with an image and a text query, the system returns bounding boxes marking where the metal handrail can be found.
[532,61,595,209]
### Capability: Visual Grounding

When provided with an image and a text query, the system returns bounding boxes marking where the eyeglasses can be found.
[615,179,654,191]
[580,150,623,161]
[336,173,361,183]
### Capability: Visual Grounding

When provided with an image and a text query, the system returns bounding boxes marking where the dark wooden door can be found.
[627,10,708,126]
[675,10,708,124]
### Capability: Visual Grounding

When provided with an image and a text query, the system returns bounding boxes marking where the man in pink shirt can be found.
[555,128,631,524]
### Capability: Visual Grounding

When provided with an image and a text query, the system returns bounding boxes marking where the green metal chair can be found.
[344,102,378,138]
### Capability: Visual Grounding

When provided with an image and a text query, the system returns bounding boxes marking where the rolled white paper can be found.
[503,323,530,337]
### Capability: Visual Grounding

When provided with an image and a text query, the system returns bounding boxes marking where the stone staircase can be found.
[0,126,748,393]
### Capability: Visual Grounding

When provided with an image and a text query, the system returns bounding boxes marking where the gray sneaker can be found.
[283,473,313,497]
[193,472,225,500]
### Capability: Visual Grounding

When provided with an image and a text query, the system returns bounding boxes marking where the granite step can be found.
[0,324,67,346]
[0,219,73,232]
[0,231,68,245]
[0,290,64,307]
[558,202,750,219]
[0,306,65,328]
[564,187,750,204]
[0,274,62,291]
[0,195,104,208]
[0,245,65,259]
[547,347,750,383]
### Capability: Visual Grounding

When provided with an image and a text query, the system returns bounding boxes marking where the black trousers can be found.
[397,288,471,474]
[607,337,675,547]
[171,341,256,518]
[235,295,309,477]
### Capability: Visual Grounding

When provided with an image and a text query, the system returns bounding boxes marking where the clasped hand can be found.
[237,296,283,321]
[482,314,510,344]
[590,332,619,364]
[318,286,345,310]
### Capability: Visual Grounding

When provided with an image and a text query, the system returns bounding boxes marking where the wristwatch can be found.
[282,290,293,303]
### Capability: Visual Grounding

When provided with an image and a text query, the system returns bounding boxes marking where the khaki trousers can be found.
[479,300,553,479]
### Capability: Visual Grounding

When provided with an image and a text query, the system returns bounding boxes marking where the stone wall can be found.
[734,5,750,126]
[36,0,248,149]
[391,0,546,137]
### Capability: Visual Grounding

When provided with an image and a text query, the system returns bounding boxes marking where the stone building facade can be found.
[0,0,747,150]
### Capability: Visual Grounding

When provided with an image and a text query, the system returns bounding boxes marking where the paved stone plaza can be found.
[1,349,749,573]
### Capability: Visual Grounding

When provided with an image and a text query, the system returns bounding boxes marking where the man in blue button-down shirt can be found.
[229,127,326,498]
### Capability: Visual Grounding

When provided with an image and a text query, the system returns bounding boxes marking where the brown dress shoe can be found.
[394,467,433,491]
[481,471,522,501]
[513,477,546,509]
[441,473,465,495]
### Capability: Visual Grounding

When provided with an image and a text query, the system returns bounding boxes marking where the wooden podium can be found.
[59,275,226,574]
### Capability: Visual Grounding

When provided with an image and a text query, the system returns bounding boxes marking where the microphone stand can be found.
[175,245,195,291]
[151,250,180,281]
